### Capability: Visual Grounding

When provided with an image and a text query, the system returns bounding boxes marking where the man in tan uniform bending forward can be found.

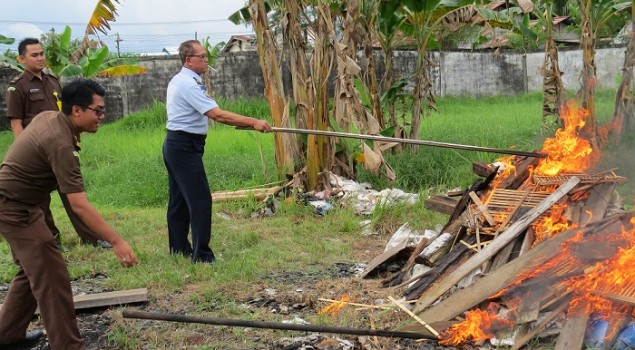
[0,78,138,350]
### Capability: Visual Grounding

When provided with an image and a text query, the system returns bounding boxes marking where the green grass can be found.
[0,90,627,349]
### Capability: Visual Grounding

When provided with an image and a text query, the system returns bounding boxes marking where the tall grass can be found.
[0,91,627,349]
[0,90,620,208]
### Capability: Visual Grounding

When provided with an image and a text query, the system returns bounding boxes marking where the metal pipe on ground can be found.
[123,309,437,340]
[239,127,546,159]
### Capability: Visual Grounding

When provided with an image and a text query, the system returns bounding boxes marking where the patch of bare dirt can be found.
[1,263,457,350]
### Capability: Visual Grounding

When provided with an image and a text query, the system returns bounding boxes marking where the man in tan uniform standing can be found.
[5,37,110,249]
[0,78,138,349]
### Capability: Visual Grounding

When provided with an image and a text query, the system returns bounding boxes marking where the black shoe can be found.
[192,253,216,264]
[92,239,112,249]
[0,329,44,349]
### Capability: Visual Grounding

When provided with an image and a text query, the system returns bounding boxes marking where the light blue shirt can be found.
[166,67,218,135]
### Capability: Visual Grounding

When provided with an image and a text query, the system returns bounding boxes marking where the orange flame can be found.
[531,203,575,245]
[490,156,517,188]
[564,223,635,317]
[319,295,349,316]
[438,303,514,346]
[533,101,597,176]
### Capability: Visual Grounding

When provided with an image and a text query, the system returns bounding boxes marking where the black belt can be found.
[167,130,207,141]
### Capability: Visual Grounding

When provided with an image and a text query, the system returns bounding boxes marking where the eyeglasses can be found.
[187,54,208,60]
[83,106,105,116]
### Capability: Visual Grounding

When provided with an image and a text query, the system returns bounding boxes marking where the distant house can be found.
[162,46,179,55]
[222,35,256,53]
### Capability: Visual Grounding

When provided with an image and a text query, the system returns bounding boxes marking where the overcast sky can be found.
[0,0,254,54]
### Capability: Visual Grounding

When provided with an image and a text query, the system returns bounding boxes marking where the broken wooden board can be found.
[412,177,580,314]
[472,161,498,178]
[424,195,458,215]
[0,288,148,313]
[554,304,589,350]
[576,182,616,225]
[412,214,628,324]
[499,156,540,190]
[211,186,283,203]
[510,295,571,350]
[412,225,580,325]
[360,241,410,279]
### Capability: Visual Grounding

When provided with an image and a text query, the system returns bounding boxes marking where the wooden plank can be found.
[469,192,497,226]
[472,162,497,178]
[414,225,578,324]
[412,214,629,325]
[412,177,580,314]
[500,157,540,190]
[360,241,409,279]
[0,288,148,312]
[212,186,282,203]
[424,195,458,215]
[554,304,589,350]
[592,290,635,306]
[578,183,616,224]
[72,288,148,310]
[603,307,633,350]
[510,295,571,350]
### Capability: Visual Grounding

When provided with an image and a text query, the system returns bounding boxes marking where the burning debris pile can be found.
[365,102,635,349]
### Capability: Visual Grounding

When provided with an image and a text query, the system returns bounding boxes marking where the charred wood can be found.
[411,212,630,325]
[472,161,498,178]
[500,156,540,190]
[413,177,580,314]
[424,195,458,215]
[404,233,473,301]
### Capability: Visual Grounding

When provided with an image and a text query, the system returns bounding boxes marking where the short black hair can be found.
[61,79,107,115]
[18,38,41,56]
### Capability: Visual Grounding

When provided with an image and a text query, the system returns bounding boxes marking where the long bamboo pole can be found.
[122,310,436,340]
[240,127,546,158]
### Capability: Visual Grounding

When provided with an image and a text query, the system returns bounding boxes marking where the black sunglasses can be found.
[83,106,105,116]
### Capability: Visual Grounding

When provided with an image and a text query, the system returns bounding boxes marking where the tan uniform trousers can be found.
[40,191,98,244]
[0,198,85,350]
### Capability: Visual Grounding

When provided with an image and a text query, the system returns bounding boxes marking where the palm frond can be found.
[85,0,121,36]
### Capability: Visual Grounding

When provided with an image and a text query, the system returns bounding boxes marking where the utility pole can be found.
[115,33,123,57]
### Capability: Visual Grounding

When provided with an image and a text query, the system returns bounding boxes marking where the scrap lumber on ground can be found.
[0,288,148,312]
[412,177,580,313]
[211,186,282,202]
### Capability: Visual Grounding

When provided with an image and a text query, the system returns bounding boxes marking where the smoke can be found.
[594,129,635,208]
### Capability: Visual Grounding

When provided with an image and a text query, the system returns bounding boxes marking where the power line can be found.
[0,18,236,26]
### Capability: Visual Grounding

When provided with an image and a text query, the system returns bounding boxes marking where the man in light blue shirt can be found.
[163,40,271,263]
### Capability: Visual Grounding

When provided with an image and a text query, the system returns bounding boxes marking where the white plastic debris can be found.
[384,223,412,251]
[308,200,333,216]
[359,219,377,236]
[281,317,310,325]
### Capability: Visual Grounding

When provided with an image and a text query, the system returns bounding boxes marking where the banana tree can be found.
[609,0,635,140]
[42,26,146,78]
[576,0,631,150]
[0,35,20,70]
[230,0,298,179]
[487,0,565,131]
[201,37,226,99]
[377,1,406,141]
[538,1,567,131]
[396,0,477,143]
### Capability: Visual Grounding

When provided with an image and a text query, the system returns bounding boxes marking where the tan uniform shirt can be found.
[0,111,84,204]
[5,70,62,128]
